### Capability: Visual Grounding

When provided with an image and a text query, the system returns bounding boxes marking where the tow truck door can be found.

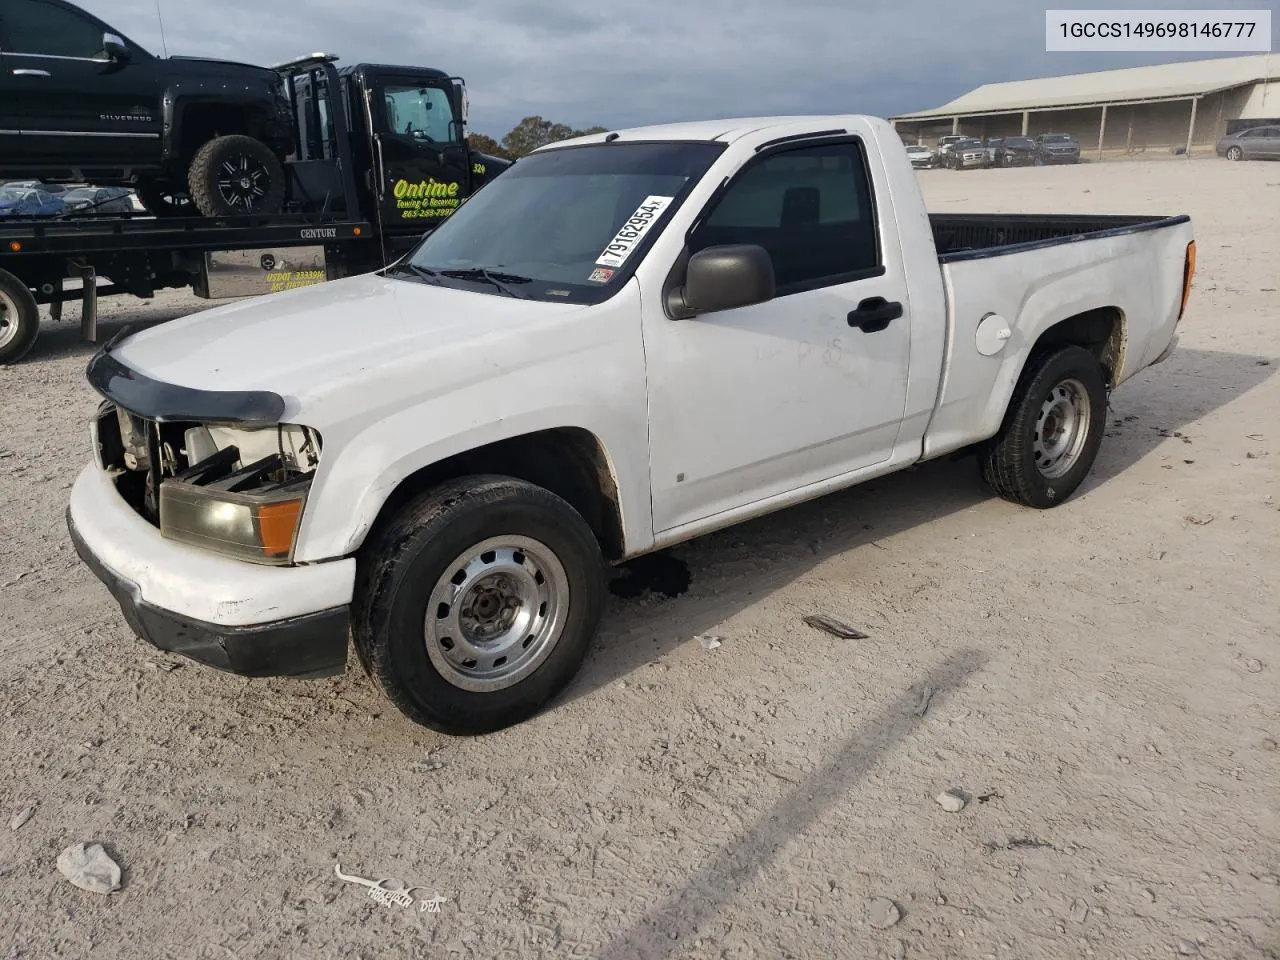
[363,69,473,230]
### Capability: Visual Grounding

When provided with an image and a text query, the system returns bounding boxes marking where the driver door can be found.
[372,75,472,229]
[0,0,162,166]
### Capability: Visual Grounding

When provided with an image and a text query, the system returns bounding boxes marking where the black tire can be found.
[134,179,195,218]
[353,476,607,735]
[980,346,1108,509]
[1226,146,1243,162]
[0,268,40,365]
[187,135,286,217]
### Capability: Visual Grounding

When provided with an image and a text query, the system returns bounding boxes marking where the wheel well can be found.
[1028,307,1125,384]
[365,428,626,561]
[177,103,276,160]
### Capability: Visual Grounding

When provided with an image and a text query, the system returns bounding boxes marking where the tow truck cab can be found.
[284,55,511,229]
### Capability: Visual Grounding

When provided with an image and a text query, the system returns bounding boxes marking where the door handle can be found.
[11,68,52,78]
[847,297,903,333]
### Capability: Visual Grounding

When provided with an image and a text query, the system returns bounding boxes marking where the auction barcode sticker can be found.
[1046,10,1272,51]
[596,196,675,269]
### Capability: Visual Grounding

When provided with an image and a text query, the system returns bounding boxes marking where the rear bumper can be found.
[67,464,354,678]
[1151,333,1180,367]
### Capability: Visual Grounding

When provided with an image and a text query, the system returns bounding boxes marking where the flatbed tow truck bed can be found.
[1,210,377,344]
[0,53,511,364]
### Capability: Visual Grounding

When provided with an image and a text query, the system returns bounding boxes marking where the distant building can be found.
[891,53,1279,158]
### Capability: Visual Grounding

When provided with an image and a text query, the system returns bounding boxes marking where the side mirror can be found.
[102,33,131,63]
[677,244,775,316]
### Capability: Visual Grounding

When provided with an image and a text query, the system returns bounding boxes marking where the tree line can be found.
[468,116,609,160]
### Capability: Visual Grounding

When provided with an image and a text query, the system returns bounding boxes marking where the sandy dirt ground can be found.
[1,158,1277,960]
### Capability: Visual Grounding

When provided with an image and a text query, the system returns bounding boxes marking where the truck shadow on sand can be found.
[593,647,989,960]
[565,345,1274,705]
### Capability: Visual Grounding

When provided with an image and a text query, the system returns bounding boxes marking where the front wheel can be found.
[353,476,606,734]
[188,135,286,217]
[0,268,40,365]
[980,346,1108,508]
[1226,146,1243,162]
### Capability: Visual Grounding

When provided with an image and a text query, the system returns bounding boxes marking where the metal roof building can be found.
[891,54,1280,158]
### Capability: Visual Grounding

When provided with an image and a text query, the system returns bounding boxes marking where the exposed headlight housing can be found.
[155,424,321,565]
[160,476,308,565]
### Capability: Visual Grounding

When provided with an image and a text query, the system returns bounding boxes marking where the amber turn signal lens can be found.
[1179,241,1196,320]
[257,499,304,558]
[8,241,20,252]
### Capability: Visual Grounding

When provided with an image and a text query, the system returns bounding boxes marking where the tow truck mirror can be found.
[102,33,131,63]
[682,244,775,316]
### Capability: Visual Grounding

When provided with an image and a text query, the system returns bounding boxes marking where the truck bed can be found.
[930,213,1190,261]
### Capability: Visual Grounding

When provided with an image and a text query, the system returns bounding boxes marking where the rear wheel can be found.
[980,346,1108,508]
[188,135,286,217]
[353,476,607,734]
[1226,146,1243,162]
[0,268,39,365]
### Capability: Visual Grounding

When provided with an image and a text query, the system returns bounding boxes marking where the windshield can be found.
[1006,138,1034,147]
[0,187,29,202]
[398,140,725,303]
[1042,135,1072,143]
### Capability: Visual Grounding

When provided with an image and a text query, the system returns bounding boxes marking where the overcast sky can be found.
[85,0,1271,137]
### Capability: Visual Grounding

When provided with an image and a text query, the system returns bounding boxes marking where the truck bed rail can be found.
[931,213,1190,262]
[0,213,371,255]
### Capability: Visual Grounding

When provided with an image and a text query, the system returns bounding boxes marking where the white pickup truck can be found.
[68,115,1196,734]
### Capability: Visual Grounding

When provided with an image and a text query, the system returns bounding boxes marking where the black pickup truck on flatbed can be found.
[0,48,511,363]
[0,0,297,217]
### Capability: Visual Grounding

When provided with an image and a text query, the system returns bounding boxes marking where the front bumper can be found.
[1043,153,1080,163]
[67,464,355,678]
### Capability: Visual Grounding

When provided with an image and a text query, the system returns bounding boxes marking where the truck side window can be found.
[690,141,879,294]
[0,0,107,59]
[383,85,458,144]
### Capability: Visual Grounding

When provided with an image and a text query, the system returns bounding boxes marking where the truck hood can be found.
[110,273,590,419]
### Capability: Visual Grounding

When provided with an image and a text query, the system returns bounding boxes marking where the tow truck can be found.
[0,54,510,364]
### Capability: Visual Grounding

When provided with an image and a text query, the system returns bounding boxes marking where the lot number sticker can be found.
[596,196,674,269]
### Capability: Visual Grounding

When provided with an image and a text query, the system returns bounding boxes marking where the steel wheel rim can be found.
[0,287,20,350]
[1034,377,1090,480]
[424,536,569,692]
[216,154,270,211]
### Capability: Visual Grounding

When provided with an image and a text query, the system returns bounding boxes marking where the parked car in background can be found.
[936,135,968,159]
[0,185,66,217]
[1035,133,1081,164]
[945,138,989,169]
[992,136,1038,166]
[2,180,67,194]
[905,144,936,169]
[62,186,136,215]
[1215,125,1280,161]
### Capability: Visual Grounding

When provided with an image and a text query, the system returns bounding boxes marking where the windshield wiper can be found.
[386,261,445,286]
[439,267,533,299]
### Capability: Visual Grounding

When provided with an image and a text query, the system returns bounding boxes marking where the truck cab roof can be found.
[539,116,878,151]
